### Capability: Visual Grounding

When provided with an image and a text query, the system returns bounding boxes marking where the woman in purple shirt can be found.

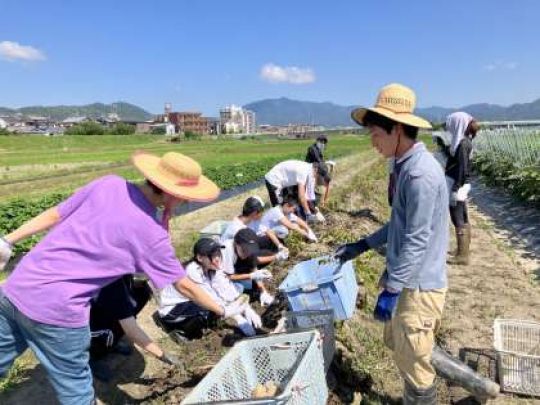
[0,151,246,405]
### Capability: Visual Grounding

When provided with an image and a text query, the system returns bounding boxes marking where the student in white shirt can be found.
[158,238,262,338]
[221,228,275,306]
[264,160,318,221]
[250,195,317,242]
[221,196,288,265]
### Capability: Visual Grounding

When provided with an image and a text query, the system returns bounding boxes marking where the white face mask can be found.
[317,142,325,151]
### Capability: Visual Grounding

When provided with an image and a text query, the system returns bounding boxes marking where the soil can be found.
[0,151,539,405]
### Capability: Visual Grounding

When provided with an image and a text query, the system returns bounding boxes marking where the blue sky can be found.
[1,0,539,115]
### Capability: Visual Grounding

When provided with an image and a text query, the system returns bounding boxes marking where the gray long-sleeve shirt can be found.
[366,143,448,291]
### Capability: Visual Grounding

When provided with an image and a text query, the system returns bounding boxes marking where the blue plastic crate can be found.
[278,256,358,321]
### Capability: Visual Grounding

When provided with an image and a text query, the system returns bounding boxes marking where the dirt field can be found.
[0,150,538,404]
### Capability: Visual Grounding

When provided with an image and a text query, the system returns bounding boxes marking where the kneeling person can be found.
[159,238,261,338]
[250,195,317,242]
[89,274,182,381]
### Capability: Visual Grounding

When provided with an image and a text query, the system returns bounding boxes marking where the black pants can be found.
[89,281,151,359]
[449,202,469,229]
[159,302,213,340]
[265,180,280,207]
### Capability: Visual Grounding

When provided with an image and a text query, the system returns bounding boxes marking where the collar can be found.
[396,142,424,164]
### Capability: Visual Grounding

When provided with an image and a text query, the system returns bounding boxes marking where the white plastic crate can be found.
[493,318,540,396]
[181,330,328,404]
[278,256,358,320]
[200,220,230,241]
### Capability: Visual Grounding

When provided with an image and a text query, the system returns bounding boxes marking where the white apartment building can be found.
[219,105,256,134]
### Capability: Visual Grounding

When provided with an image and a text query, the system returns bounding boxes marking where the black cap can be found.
[242,196,265,216]
[193,238,223,258]
[233,228,260,258]
[316,135,328,143]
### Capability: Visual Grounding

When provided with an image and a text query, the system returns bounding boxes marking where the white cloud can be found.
[483,60,518,72]
[260,63,315,84]
[0,41,46,62]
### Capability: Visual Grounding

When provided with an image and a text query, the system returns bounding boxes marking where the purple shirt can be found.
[3,175,185,328]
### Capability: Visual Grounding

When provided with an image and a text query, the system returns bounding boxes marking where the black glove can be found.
[334,239,370,263]
[158,352,183,368]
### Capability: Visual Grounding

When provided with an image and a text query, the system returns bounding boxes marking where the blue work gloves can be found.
[334,239,370,263]
[373,290,400,322]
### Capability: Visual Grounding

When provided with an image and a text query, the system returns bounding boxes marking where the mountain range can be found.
[244,97,540,126]
[0,102,153,122]
[2,97,540,126]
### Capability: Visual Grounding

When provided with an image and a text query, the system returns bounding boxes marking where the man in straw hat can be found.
[0,151,247,405]
[335,84,448,404]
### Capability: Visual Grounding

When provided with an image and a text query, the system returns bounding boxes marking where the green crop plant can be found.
[474,129,539,205]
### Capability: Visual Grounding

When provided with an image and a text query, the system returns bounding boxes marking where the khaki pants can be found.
[383,288,446,389]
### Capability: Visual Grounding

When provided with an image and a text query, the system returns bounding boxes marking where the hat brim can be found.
[351,107,432,129]
[132,152,220,202]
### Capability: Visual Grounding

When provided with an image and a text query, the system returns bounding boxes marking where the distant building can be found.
[62,116,90,127]
[219,105,256,134]
[158,112,210,134]
[0,118,6,129]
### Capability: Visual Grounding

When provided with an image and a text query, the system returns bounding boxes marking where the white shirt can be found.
[158,261,239,316]
[250,206,298,236]
[220,216,246,242]
[265,160,312,189]
[221,239,237,275]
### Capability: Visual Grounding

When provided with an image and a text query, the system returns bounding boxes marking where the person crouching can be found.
[158,238,262,339]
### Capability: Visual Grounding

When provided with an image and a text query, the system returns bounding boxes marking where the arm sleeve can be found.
[385,175,436,291]
[452,143,468,191]
[137,235,186,289]
[57,177,106,218]
[210,271,240,304]
[366,223,389,248]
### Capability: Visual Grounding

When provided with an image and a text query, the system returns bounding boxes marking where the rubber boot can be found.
[403,380,437,405]
[465,223,472,251]
[447,228,469,265]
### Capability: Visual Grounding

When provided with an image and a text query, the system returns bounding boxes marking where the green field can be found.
[0,134,370,202]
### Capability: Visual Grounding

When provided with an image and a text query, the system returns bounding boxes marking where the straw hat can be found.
[132,151,220,202]
[351,83,432,129]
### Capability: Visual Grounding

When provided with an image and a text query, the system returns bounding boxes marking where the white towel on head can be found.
[446,112,473,156]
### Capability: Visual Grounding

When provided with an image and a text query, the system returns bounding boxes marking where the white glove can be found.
[250,269,273,281]
[315,211,325,222]
[276,247,289,261]
[306,229,318,243]
[456,184,471,202]
[233,314,256,337]
[243,305,262,329]
[0,237,13,271]
[260,291,275,307]
[222,296,248,319]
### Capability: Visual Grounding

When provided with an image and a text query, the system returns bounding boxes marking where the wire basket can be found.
[493,318,540,396]
[181,330,328,404]
[284,310,334,373]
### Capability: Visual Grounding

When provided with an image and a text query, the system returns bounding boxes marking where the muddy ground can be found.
[0,151,538,404]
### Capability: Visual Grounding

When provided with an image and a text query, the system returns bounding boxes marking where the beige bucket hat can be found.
[351,83,432,129]
[132,151,220,202]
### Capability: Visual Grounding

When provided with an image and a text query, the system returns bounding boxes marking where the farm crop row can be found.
[474,129,540,205]
[0,153,309,254]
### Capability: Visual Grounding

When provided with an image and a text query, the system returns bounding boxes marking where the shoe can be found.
[89,358,113,382]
